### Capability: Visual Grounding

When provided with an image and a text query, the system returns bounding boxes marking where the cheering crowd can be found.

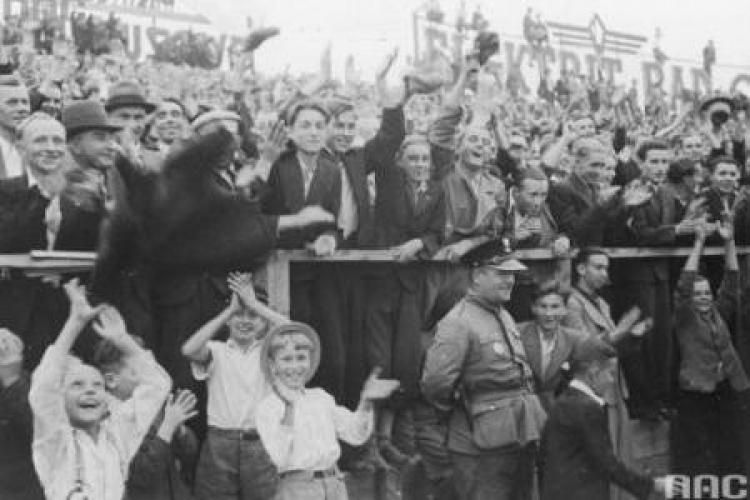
[0,7,750,500]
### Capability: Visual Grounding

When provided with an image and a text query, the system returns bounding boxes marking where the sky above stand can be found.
[184,0,750,79]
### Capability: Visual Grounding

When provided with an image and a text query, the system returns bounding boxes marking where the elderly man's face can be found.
[153,101,185,143]
[20,119,66,174]
[0,85,30,129]
[108,105,147,141]
[69,129,118,170]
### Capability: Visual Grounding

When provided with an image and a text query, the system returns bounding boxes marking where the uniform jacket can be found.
[421,296,545,454]
[541,387,654,500]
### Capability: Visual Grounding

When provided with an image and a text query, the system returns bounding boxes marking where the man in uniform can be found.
[421,243,546,500]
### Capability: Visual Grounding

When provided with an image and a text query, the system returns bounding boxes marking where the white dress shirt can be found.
[256,388,373,472]
[29,345,171,500]
[192,340,269,430]
[28,174,62,250]
[0,134,23,178]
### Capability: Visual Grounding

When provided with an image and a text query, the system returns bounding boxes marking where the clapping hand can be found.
[621,182,653,207]
[63,279,106,325]
[92,305,129,341]
[228,272,257,309]
[393,239,424,262]
[361,367,400,402]
[630,318,654,337]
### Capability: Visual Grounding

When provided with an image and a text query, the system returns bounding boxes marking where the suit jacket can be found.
[263,149,341,249]
[564,287,616,342]
[519,321,584,410]
[372,161,445,256]
[548,174,631,246]
[0,174,105,367]
[324,106,406,249]
[501,200,559,249]
[541,387,654,500]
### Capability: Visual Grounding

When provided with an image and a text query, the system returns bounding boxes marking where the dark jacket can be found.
[541,386,654,500]
[519,322,583,410]
[127,407,198,500]
[372,166,445,256]
[673,269,750,393]
[323,106,406,249]
[0,373,44,500]
[263,149,341,249]
[547,173,632,247]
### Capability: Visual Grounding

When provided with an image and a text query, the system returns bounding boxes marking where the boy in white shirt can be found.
[256,321,400,500]
[182,272,283,500]
[29,279,171,500]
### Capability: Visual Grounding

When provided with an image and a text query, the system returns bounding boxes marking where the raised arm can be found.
[675,225,708,309]
[181,296,238,364]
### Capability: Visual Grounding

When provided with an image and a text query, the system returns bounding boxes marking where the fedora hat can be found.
[105,81,156,114]
[260,322,321,385]
[62,101,121,139]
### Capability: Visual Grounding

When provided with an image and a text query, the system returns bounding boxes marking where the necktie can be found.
[415,182,428,214]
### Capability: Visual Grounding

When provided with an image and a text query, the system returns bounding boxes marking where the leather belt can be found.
[208,427,260,441]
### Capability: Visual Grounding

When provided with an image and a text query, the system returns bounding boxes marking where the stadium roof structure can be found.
[73,0,211,25]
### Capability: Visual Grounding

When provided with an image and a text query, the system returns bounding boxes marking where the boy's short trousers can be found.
[195,427,279,500]
[276,468,348,500]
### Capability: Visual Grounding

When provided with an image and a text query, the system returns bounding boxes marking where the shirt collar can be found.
[570,379,606,406]
[227,338,261,353]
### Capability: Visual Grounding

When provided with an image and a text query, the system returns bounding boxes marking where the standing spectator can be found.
[421,247,546,500]
[29,281,171,500]
[145,97,189,170]
[703,40,716,77]
[671,222,750,477]
[0,114,102,368]
[0,76,30,178]
[547,138,652,246]
[105,80,156,166]
[519,281,584,411]
[541,337,676,500]
[0,328,44,500]
[256,322,400,500]
[181,273,279,500]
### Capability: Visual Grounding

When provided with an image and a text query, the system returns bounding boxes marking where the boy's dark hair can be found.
[514,167,549,189]
[706,155,739,173]
[573,247,609,270]
[568,337,616,377]
[93,335,146,373]
[287,99,330,127]
[635,139,670,162]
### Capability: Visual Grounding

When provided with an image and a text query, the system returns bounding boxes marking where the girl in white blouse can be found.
[256,322,399,500]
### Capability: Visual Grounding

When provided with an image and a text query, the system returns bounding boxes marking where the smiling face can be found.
[681,134,704,162]
[571,116,595,138]
[459,126,497,171]
[399,141,431,183]
[692,277,713,314]
[63,364,107,431]
[711,161,740,194]
[153,101,185,143]
[227,308,269,347]
[270,334,313,391]
[328,109,357,154]
[532,292,567,333]
[19,118,66,174]
[290,108,327,154]
[473,267,516,305]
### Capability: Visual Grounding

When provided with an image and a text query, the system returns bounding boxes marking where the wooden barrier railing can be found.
[264,246,750,316]
[2,246,749,317]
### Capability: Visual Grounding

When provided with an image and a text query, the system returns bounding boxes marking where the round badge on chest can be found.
[492,341,506,356]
